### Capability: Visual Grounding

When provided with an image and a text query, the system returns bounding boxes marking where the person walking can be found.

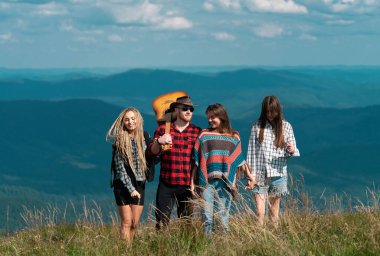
[149,96,201,229]
[191,103,255,235]
[107,107,153,242]
[247,96,300,226]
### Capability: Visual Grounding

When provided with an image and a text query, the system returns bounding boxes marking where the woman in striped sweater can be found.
[191,103,255,235]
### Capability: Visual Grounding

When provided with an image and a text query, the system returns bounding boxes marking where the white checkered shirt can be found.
[246,120,300,185]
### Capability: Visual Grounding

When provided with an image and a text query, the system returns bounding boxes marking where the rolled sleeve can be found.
[284,122,300,158]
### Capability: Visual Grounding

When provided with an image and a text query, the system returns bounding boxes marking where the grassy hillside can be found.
[1,190,379,256]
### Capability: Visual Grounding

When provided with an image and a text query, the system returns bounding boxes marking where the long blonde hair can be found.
[106,107,147,177]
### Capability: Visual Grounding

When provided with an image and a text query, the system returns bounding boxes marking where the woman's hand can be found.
[245,179,256,190]
[190,182,196,196]
[286,143,295,154]
[131,190,141,199]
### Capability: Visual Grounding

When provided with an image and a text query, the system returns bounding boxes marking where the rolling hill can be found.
[1,68,380,117]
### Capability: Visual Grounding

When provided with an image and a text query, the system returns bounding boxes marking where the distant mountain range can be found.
[1,68,380,117]
[1,68,379,232]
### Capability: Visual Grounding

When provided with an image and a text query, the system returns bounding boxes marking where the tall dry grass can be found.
[1,177,379,255]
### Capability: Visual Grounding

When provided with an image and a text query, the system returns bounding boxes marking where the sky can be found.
[0,0,380,68]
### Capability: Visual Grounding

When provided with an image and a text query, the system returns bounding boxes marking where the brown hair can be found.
[106,107,146,177]
[206,103,238,136]
[258,96,285,148]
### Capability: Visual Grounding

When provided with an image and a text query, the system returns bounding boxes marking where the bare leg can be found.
[130,205,144,240]
[269,196,281,227]
[118,205,132,242]
[254,193,267,226]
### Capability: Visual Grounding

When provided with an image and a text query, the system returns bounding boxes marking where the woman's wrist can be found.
[247,176,255,182]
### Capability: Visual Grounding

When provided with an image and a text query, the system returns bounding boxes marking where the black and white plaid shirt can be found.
[247,120,300,185]
[114,138,145,193]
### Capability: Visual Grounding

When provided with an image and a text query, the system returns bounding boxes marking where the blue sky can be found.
[0,0,379,68]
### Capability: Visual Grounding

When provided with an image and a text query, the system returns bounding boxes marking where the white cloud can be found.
[246,0,308,14]
[322,0,379,13]
[110,1,161,24]
[331,2,353,12]
[326,19,354,25]
[104,1,192,30]
[35,2,67,16]
[299,34,317,40]
[60,20,74,32]
[158,16,193,30]
[212,32,236,41]
[73,36,97,43]
[219,0,241,10]
[108,34,124,42]
[0,3,10,9]
[203,1,215,11]
[0,33,12,41]
[69,0,94,3]
[203,0,307,14]
[82,29,103,35]
[203,0,241,11]
[254,23,283,38]
[166,11,176,16]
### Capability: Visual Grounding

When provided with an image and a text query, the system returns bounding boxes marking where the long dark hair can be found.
[206,103,237,136]
[258,96,284,148]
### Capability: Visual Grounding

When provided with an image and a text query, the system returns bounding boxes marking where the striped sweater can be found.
[193,129,245,188]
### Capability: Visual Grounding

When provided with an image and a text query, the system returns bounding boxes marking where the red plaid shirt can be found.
[149,122,201,186]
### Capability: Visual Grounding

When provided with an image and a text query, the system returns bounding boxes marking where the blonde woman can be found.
[106,107,152,242]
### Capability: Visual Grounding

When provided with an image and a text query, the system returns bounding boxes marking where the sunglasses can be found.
[180,106,194,112]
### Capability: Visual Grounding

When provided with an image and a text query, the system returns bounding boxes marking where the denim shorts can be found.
[253,176,288,196]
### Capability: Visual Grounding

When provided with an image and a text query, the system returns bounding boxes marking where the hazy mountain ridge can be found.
[2,68,380,116]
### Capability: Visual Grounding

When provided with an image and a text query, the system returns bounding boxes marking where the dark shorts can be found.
[113,181,145,206]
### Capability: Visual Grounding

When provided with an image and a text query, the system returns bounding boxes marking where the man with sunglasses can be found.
[149,96,201,230]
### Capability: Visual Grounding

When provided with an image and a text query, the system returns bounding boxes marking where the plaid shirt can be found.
[246,120,300,185]
[113,138,145,193]
[150,123,201,186]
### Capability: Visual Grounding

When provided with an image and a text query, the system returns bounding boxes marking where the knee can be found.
[269,203,280,214]
[130,221,138,230]
[256,211,265,219]
[121,220,132,229]
[255,208,265,221]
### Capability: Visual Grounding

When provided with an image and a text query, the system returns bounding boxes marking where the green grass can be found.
[1,208,379,255]
[1,184,380,256]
